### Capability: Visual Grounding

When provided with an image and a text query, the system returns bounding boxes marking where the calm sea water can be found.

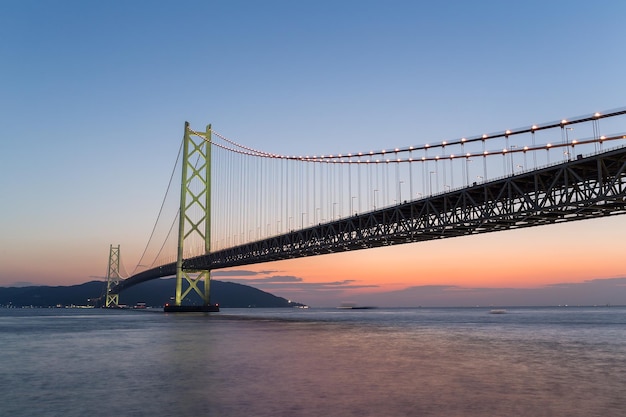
[1,306,625,417]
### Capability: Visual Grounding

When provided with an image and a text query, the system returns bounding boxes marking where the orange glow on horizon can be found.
[235,216,626,292]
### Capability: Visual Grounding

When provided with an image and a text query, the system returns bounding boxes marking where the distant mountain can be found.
[0,279,303,308]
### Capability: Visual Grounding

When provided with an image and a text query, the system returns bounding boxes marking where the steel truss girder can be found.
[188,146,626,270]
[115,146,626,291]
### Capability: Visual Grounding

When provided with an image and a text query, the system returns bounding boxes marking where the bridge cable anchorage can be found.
[111,108,626,307]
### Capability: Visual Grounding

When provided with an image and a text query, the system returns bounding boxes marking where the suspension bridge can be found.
[104,109,626,311]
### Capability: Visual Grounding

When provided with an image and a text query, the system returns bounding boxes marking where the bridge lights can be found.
[546,143,552,163]
[522,146,529,168]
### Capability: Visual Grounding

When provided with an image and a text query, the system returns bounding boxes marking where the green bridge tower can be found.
[105,244,121,307]
[166,122,216,312]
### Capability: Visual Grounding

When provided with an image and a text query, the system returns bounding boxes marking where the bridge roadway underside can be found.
[117,146,626,292]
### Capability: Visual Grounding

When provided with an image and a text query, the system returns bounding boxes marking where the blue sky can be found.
[1,0,626,306]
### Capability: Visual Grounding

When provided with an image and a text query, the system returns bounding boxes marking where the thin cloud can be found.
[269,280,379,290]
[401,285,469,292]
[546,277,626,289]
[212,269,280,277]
[225,275,379,291]
[237,275,303,283]
[8,281,35,288]
[354,277,626,307]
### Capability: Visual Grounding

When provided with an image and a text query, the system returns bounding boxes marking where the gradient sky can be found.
[1,0,626,307]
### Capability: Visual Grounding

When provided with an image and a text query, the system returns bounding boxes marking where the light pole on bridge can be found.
[429,171,436,195]
[565,128,573,160]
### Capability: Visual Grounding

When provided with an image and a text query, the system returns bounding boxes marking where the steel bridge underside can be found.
[115,146,626,293]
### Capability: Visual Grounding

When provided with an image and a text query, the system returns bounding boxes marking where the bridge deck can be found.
[115,145,626,293]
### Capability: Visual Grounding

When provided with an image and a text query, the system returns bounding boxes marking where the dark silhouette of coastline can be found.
[0,278,303,308]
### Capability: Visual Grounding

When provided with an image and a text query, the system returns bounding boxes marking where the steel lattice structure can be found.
[173,122,212,307]
[105,244,122,307]
[115,144,626,293]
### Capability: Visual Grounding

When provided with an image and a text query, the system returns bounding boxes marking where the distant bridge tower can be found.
[173,123,212,307]
[105,244,121,307]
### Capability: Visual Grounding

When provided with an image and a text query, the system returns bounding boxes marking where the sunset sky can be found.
[1,0,626,307]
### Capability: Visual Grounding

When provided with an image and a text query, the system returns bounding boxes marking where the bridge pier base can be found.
[163,304,220,313]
